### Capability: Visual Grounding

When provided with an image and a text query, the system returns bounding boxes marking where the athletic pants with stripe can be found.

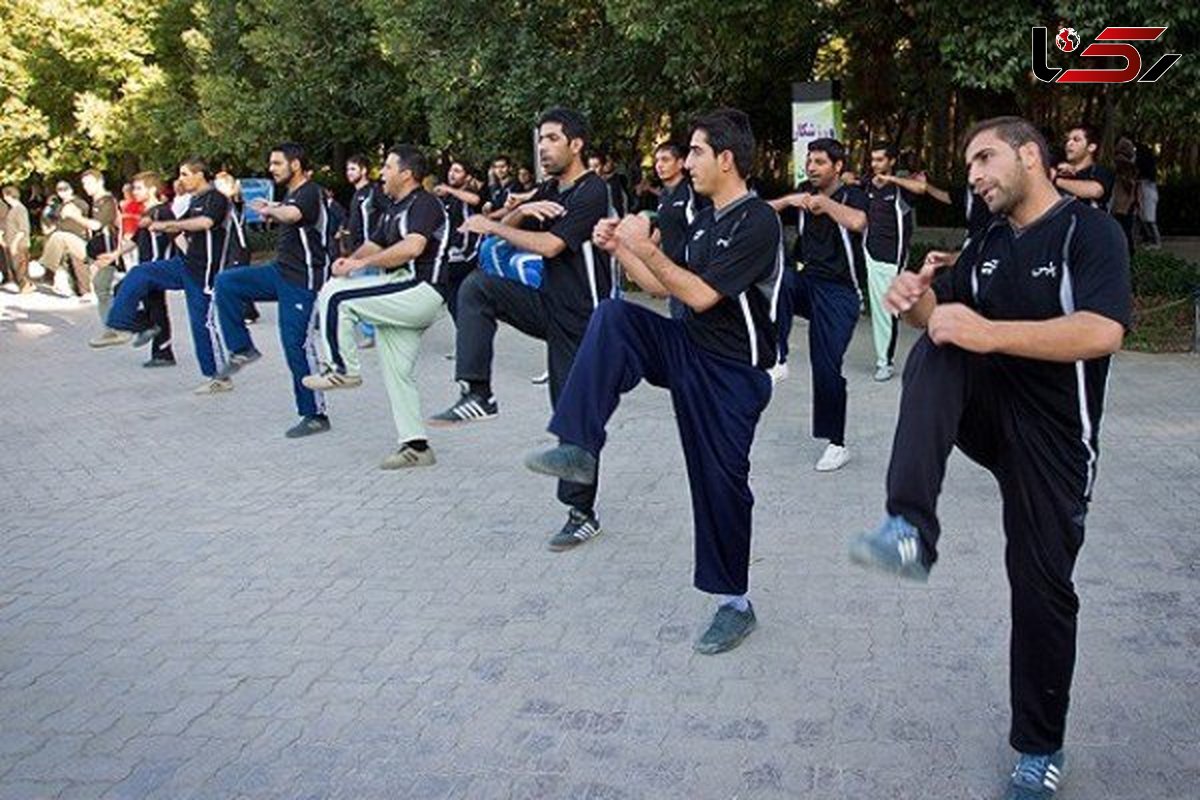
[214,263,324,419]
[315,270,445,444]
[886,335,1091,754]
[454,268,599,515]
[107,256,222,377]
[864,252,899,369]
[549,300,771,594]
[777,269,858,444]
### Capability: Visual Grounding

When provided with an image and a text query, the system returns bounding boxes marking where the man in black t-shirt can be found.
[526,108,782,655]
[342,154,384,255]
[107,157,231,393]
[303,145,449,468]
[87,171,176,365]
[430,107,615,549]
[862,142,916,381]
[1054,125,1114,210]
[653,140,710,319]
[211,143,333,438]
[433,159,483,319]
[769,137,869,473]
[848,117,1130,800]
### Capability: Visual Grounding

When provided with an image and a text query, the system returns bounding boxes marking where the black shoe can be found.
[694,602,757,655]
[219,347,262,378]
[285,415,331,439]
[142,356,176,368]
[524,444,597,485]
[131,325,161,348]
[547,508,602,551]
[428,387,498,427]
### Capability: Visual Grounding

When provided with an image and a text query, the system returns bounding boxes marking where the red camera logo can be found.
[1032,26,1182,84]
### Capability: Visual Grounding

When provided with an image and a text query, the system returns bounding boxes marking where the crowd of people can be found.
[2,107,1135,800]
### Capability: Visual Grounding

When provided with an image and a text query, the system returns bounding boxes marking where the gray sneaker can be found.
[218,347,262,378]
[285,415,331,438]
[524,443,597,485]
[131,325,161,348]
[695,602,757,654]
[88,329,132,348]
[848,515,930,582]
[1005,750,1065,799]
[380,444,436,470]
[193,377,233,395]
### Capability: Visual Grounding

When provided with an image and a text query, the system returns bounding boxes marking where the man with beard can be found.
[769,138,868,472]
[848,117,1130,800]
[430,107,615,550]
[433,159,482,319]
[303,145,449,469]
[211,143,331,438]
[1054,125,1114,211]
[525,108,783,654]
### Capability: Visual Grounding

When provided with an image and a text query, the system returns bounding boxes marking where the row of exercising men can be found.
[93,107,1126,800]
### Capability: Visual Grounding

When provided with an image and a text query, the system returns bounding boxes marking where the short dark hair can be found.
[655,141,687,160]
[1072,124,1100,147]
[807,137,846,167]
[180,156,212,180]
[870,141,897,160]
[690,108,755,179]
[346,153,371,171]
[273,142,308,171]
[962,116,1051,169]
[492,155,511,167]
[387,144,430,181]
[537,107,591,150]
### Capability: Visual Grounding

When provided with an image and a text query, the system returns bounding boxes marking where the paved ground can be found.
[1,286,1197,800]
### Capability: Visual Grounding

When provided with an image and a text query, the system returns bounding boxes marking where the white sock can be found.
[719,594,749,612]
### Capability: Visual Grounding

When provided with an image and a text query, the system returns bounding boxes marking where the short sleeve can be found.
[199,191,229,225]
[404,194,445,242]
[933,237,979,305]
[548,178,608,253]
[1069,212,1132,329]
[96,196,118,228]
[285,182,322,225]
[701,205,781,299]
[842,186,870,213]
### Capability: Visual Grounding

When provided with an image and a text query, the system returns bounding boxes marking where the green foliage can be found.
[1130,247,1199,298]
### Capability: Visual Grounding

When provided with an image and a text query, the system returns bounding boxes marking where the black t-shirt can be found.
[134,204,176,263]
[487,180,516,212]
[1065,164,1114,211]
[182,188,230,288]
[276,181,330,291]
[865,180,916,266]
[221,204,249,269]
[347,183,383,253]
[656,178,710,265]
[951,188,997,246]
[934,198,1131,469]
[792,183,869,288]
[529,172,614,324]
[682,194,783,369]
[441,192,481,263]
[606,174,630,217]
[368,188,448,290]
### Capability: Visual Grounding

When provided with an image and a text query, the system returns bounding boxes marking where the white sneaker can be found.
[531,370,549,385]
[874,364,894,382]
[193,377,233,395]
[27,260,46,281]
[815,443,850,472]
[78,292,97,305]
[767,362,789,385]
[52,272,73,297]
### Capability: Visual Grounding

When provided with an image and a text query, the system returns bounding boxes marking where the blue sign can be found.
[240,179,275,224]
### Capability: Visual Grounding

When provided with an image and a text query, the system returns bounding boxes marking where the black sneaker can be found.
[694,602,757,655]
[524,444,597,485]
[428,387,498,427]
[219,347,262,378]
[285,415,331,439]
[547,508,602,551]
[143,356,176,368]
[131,325,161,348]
